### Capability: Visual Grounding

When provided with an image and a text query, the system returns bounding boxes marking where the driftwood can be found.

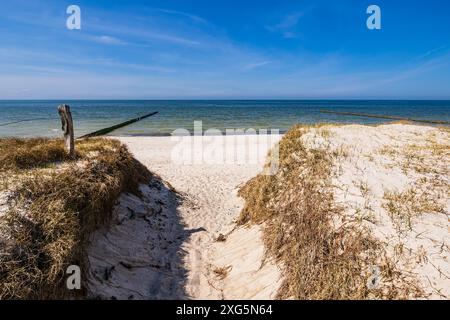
[58,104,75,158]
[78,111,158,139]
[320,110,450,125]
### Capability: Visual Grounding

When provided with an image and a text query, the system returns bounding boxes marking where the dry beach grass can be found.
[238,124,449,299]
[238,125,390,299]
[0,138,151,299]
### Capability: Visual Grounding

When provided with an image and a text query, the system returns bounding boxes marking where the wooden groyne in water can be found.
[320,110,450,125]
[78,111,159,139]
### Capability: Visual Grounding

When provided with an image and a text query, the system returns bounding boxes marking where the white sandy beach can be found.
[87,134,283,299]
[86,124,449,299]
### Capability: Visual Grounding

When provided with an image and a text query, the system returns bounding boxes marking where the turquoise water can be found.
[0,100,449,138]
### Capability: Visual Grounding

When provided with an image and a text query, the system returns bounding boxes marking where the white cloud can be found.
[156,8,208,24]
[91,35,127,45]
[267,11,304,38]
[243,61,272,71]
[273,12,304,29]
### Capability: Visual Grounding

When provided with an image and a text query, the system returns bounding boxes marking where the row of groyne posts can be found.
[57,104,158,158]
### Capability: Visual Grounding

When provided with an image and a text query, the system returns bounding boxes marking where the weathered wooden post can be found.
[58,104,75,158]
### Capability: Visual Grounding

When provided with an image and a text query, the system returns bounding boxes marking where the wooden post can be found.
[58,104,75,158]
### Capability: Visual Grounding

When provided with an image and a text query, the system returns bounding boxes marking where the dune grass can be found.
[0,138,68,171]
[238,125,417,299]
[383,188,445,234]
[0,138,152,299]
[377,129,449,234]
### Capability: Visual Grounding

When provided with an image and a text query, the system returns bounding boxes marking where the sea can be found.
[0,100,449,138]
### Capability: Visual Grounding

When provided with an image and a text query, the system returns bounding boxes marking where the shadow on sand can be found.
[86,170,200,300]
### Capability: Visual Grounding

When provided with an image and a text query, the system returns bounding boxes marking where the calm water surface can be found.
[0,100,449,138]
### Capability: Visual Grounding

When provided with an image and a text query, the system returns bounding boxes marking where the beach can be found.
[87,134,283,299]
[85,123,449,299]
[1,122,448,299]
[0,122,448,299]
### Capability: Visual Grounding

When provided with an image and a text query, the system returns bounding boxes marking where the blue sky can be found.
[0,0,449,99]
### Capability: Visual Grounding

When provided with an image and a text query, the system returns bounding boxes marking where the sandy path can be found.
[87,134,281,299]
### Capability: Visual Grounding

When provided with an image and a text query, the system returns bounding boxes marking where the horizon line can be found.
[1,98,450,102]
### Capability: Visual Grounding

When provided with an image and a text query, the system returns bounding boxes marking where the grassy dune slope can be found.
[0,138,151,299]
[239,124,449,299]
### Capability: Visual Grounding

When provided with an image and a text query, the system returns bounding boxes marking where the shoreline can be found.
[2,120,448,140]
[2,100,449,139]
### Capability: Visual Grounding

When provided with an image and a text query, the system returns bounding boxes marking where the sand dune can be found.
[86,124,449,299]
